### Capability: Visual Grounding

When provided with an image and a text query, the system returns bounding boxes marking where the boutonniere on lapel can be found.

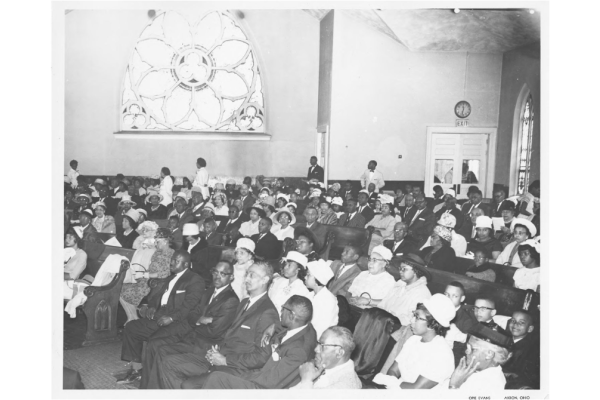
[271,336,282,361]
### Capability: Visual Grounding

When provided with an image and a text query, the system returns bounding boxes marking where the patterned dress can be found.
[120,247,174,306]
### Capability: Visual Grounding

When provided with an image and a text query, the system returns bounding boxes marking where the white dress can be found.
[239,219,260,237]
[347,271,396,305]
[395,335,455,386]
[311,288,339,338]
[274,225,294,241]
[159,175,174,206]
[268,276,312,317]
[513,267,540,291]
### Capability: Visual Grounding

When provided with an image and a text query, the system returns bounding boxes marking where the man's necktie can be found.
[343,214,351,227]
[209,291,217,304]
[335,264,346,280]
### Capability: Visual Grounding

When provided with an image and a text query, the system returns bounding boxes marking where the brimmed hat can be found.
[437,213,457,229]
[226,178,236,185]
[236,237,256,253]
[423,293,457,328]
[274,209,296,225]
[433,225,453,242]
[93,201,107,210]
[330,183,341,192]
[510,218,537,237]
[214,182,225,191]
[119,195,137,206]
[286,202,298,210]
[259,186,272,194]
[306,259,334,285]
[203,203,216,213]
[80,208,94,218]
[137,209,147,217]
[262,196,276,207]
[246,205,266,219]
[182,223,200,236]
[125,208,141,223]
[371,245,393,261]
[121,178,131,186]
[294,226,320,252]
[309,189,322,198]
[76,193,92,203]
[331,197,344,206]
[94,178,106,185]
[146,192,164,203]
[475,216,493,229]
[174,177,184,185]
[285,251,308,268]
[499,200,516,212]
[358,189,370,196]
[398,253,431,281]
[470,324,513,349]
[520,237,541,253]
[174,192,188,204]
[378,194,395,206]
[318,197,331,206]
[276,193,290,202]
[444,189,456,198]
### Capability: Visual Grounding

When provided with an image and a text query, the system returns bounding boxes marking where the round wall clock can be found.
[454,100,471,118]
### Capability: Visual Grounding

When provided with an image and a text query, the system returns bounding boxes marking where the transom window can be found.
[517,94,534,194]
[120,10,265,132]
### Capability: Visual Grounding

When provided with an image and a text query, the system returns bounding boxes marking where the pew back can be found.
[321,225,372,261]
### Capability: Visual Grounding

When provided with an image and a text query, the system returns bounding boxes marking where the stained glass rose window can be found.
[121,10,265,132]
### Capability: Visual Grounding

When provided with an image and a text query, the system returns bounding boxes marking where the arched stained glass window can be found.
[121,10,265,132]
[517,94,534,194]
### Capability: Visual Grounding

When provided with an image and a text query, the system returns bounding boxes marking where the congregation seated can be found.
[495,218,537,268]
[337,198,367,228]
[406,194,436,248]
[346,245,396,309]
[421,213,467,257]
[503,309,540,389]
[231,238,257,300]
[494,200,518,244]
[250,218,280,260]
[239,205,264,237]
[201,218,222,246]
[460,189,491,218]
[467,216,503,261]
[145,192,168,221]
[383,221,419,257]
[465,249,497,282]
[317,198,339,225]
[181,223,207,256]
[291,226,321,263]
[292,206,328,251]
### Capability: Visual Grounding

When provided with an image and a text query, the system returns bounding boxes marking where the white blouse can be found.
[274,225,294,241]
[268,276,312,317]
[239,219,260,237]
[513,267,540,291]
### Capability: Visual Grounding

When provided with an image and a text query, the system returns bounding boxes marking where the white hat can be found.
[125,208,141,223]
[287,202,298,210]
[174,192,188,203]
[174,177,184,185]
[137,209,148,217]
[203,203,215,213]
[182,223,200,236]
[358,189,370,196]
[277,193,290,202]
[80,208,94,218]
[93,201,107,210]
[226,178,236,185]
[331,197,343,206]
[445,189,456,198]
[422,293,457,328]
[306,259,334,285]
[309,189,322,198]
[371,245,393,261]
[378,194,395,205]
[145,191,163,203]
[294,188,301,195]
[94,178,106,185]
[274,209,296,225]
[236,237,256,253]
[475,216,493,229]
[119,195,137,206]
[437,213,457,229]
[520,237,541,252]
[285,251,308,268]
[214,182,225,191]
[191,186,204,195]
[510,218,537,237]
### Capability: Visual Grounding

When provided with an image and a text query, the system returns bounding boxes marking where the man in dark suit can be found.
[92,185,118,216]
[399,193,416,222]
[170,195,195,230]
[118,250,205,384]
[202,218,223,246]
[328,246,363,297]
[339,180,356,202]
[460,189,491,218]
[435,192,465,231]
[199,295,317,389]
[225,179,240,207]
[407,194,436,248]
[238,184,257,216]
[251,218,281,260]
[337,198,366,228]
[149,262,279,389]
[140,260,240,389]
[356,190,375,223]
[490,189,509,218]
[383,221,418,257]
[292,206,327,252]
[216,206,244,234]
[189,187,209,218]
[307,156,324,182]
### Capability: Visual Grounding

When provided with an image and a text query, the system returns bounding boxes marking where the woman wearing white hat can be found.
[268,251,311,317]
[347,245,396,308]
[513,238,541,291]
[305,259,339,338]
[116,209,140,249]
[494,218,537,268]
[331,196,345,219]
[232,238,256,300]
[92,201,116,234]
[145,192,168,220]
[364,195,397,254]
[272,209,295,241]
[467,216,503,262]
[374,294,456,389]
[317,198,339,226]
[211,192,229,217]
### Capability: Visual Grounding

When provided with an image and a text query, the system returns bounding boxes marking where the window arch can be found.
[120,10,265,132]
[516,94,534,194]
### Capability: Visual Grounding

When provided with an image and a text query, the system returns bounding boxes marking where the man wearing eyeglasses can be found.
[144,262,279,389]
[139,261,240,388]
[290,326,362,389]
[201,295,317,389]
[472,297,507,334]
[383,222,418,257]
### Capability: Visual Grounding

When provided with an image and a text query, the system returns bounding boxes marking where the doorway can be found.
[424,127,497,199]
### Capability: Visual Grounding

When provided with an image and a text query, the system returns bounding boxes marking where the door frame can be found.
[316,124,330,187]
[424,126,498,198]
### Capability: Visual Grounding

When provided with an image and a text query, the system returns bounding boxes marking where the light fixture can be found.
[454,8,461,13]
[529,9,535,14]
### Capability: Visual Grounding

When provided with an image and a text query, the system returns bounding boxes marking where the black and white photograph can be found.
[45,0,561,397]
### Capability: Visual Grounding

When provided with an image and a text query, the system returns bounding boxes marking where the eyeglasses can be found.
[317,341,342,349]
[368,257,386,263]
[411,311,428,323]
[210,269,233,277]
[393,229,405,233]
[508,318,529,327]
[474,306,495,312]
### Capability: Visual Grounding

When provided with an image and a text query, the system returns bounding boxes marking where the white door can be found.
[426,131,491,199]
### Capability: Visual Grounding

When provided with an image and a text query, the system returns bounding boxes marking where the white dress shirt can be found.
[161,268,187,305]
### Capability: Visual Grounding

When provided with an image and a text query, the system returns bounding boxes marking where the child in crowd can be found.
[465,249,497,282]
[503,310,540,389]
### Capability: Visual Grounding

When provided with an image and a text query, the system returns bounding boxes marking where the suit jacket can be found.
[186,284,240,341]
[183,238,208,256]
[400,206,416,223]
[407,207,436,248]
[220,293,280,371]
[455,218,475,241]
[360,169,385,192]
[490,199,509,218]
[337,212,366,228]
[461,202,491,217]
[172,209,195,230]
[307,165,324,182]
[204,231,224,246]
[142,268,205,323]
[251,232,281,260]
[243,324,317,389]
[292,221,328,252]
[328,260,362,297]
[357,204,375,224]
[383,238,419,257]
[216,216,244,234]
[81,224,98,242]
[239,195,257,213]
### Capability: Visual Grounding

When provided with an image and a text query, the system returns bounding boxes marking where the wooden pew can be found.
[449,257,519,287]
[320,225,372,261]
[96,232,116,243]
